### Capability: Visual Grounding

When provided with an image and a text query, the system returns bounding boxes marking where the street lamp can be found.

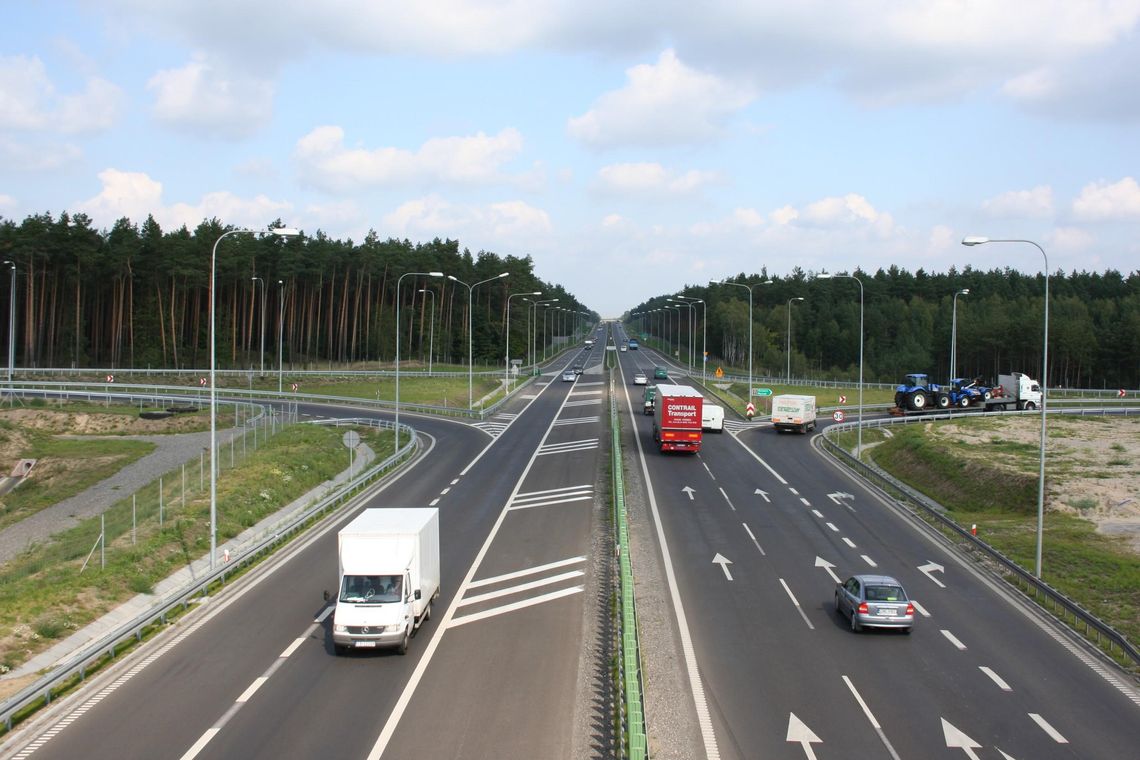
[816,272,863,457]
[714,278,772,401]
[448,272,508,408]
[418,288,436,373]
[3,260,14,385]
[963,235,1049,578]
[210,226,298,569]
[251,276,266,374]
[786,297,804,383]
[277,280,285,393]
[675,296,705,384]
[950,288,970,381]
[506,291,542,386]
[396,272,445,451]
[668,298,695,373]
[539,300,559,360]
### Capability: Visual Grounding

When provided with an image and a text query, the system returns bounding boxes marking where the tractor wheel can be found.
[958,395,971,408]
[936,393,950,409]
[908,390,927,410]
[982,390,993,401]
[894,392,905,409]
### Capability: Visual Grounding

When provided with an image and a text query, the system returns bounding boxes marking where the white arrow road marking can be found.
[910,600,931,617]
[785,713,822,759]
[941,629,968,650]
[713,553,733,581]
[682,486,696,500]
[979,666,1012,691]
[755,488,770,502]
[814,555,840,584]
[918,561,947,588]
[742,523,765,556]
[718,487,736,511]
[941,718,982,759]
[861,554,877,567]
[1028,713,1068,743]
[779,578,814,629]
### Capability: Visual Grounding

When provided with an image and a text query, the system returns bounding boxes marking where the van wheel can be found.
[397,629,409,655]
[424,601,432,621]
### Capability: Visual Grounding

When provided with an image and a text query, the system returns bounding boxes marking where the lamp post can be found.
[396,271,444,451]
[536,299,559,362]
[210,226,298,569]
[962,236,1049,578]
[714,278,772,400]
[950,288,970,381]
[277,280,285,393]
[816,273,863,457]
[506,291,541,386]
[448,272,508,408]
[418,288,436,374]
[786,297,804,383]
[668,298,695,373]
[675,296,705,384]
[250,276,266,374]
[3,260,14,385]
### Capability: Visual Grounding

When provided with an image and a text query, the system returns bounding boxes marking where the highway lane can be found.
[3,343,608,760]
[613,344,1140,759]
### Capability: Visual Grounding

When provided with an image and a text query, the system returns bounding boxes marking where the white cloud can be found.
[1072,177,1140,220]
[928,225,955,251]
[568,49,754,148]
[382,194,551,245]
[770,205,799,226]
[981,185,1054,219]
[1049,226,1096,251]
[294,126,525,194]
[800,193,894,235]
[0,136,82,171]
[0,194,15,213]
[147,54,275,139]
[596,162,718,195]
[0,54,122,134]
[77,168,293,231]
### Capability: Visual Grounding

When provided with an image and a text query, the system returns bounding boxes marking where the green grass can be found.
[279,375,506,408]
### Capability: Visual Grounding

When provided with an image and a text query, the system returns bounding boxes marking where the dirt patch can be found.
[1,408,206,436]
[927,416,1140,552]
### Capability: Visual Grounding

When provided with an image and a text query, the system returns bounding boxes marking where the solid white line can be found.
[448,586,583,627]
[235,677,268,704]
[178,728,220,760]
[779,578,814,630]
[568,389,604,396]
[741,523,765,556]
[979,666,1012,691]
[1028,713,1068,742]
[537,444,599,455]
[467,556,587,588]
[842,675,902,760]
[842,537,856,548]
[458,571,584,606]
[861,554,877,567]
[507,494,594,510]
[941,629,968,650]
[553,417,600,425]
[727,427,789,485]
[513,484,594,499]
[280,637,306,658]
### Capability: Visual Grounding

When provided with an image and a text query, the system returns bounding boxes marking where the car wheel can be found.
[850,610,862,633]
[834,593,842,614]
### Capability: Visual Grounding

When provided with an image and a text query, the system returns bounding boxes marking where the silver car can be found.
[835,574,914,633]
[562,370,576,382]
[633,372,648,385]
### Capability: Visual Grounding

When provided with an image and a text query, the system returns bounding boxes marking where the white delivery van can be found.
[701,402,725,432]
[331,508,440,655]
[772,394,817,434]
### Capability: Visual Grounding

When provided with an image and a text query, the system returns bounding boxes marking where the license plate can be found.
[877,608,894,616]
[355,641,377,648]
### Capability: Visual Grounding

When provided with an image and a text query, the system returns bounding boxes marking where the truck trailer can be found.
[331,508,440,655]
[652,383,703,453]
[772,394,817,433]
[985,372,1042,411]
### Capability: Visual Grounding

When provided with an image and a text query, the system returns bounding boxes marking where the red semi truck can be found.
[652,383,703,453]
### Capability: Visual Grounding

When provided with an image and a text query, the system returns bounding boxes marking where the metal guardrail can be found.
[819,407,1140,669]
[611,376,647,759]
[0,418,419,733]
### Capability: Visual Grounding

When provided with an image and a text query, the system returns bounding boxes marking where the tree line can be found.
[0,212,595,372]
[629,265,1140,389]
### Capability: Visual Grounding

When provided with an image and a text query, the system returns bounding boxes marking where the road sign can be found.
[342,430,361,449]
[291,382,299,392]
[833,410,845,422]
[839,394,847,404]
[1119,389,1127,398]
[753,388,772,397]
[745,402,756,418]
[105,374,114,383]
[715,367,724,378]
[199,377,207,387]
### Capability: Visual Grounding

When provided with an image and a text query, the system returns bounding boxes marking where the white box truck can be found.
[331,508,440,655]
[772,394,817,434]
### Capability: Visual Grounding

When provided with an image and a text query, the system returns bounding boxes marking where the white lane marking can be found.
[458,571,584,606]
[552,416,600,426]
[825,522,839,532]
[979,666,1012,691]
[778,578,814,630]
[842,537,856,548]
[507,495,593,511]
[941,629,968,650]
[179,728,221,760]
[450,478,459,485]
[429,498,440,506]
[789,487,799,495]
[800,498,811,506]
[861,554,877,567]
[811,509,824,518]
[742,523,766,556]
[440,487,450,495]
[727,429,788,486]
[448,586,583,628]
[568,389,604,396]
[512,484,593,501]
[842,675,902,760]
[910,600,930,618]
[236,677,268,704]
[468,556,587,588]
[537,438,599,455]
[281,637,306,658]
[1028,713,1068,743]
[718,487,736,512]
[703,461,716,480]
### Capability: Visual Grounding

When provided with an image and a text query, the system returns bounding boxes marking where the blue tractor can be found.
[946,378,991,408]
[894,374,950,412]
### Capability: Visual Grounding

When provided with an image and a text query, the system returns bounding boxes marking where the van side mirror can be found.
[414,589,422,600]
[323,590,330,602]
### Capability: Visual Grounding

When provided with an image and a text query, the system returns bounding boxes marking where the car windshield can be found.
[864,584,906,602]
[340,574,402,604]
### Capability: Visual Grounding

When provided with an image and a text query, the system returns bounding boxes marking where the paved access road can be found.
[613,325,1140,760]
[2,333,613,760]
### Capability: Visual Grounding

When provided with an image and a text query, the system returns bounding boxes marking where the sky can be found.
[3,1,1139,317]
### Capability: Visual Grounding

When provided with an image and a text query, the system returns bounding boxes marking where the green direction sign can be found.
[753,388,773,397]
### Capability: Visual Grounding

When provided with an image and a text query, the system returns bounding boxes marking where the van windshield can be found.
[340,574,402,604]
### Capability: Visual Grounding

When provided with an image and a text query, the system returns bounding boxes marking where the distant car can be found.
[633,372,648,385]
[620,345,628,352]
[653,366,669,380]
[562,370,576,382]
[573,364,584,375]
[835,574,914,633]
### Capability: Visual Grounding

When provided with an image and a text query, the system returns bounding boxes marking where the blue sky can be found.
[3,1,1139,316]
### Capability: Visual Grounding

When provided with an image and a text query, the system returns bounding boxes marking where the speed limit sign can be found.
[832,410,845,422]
